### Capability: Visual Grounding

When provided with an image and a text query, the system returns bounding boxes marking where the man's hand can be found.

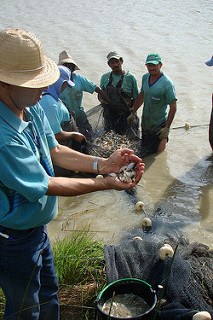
[70,132,86,142]
[157,127,170,140]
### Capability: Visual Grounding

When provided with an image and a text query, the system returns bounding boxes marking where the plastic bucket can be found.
[96,278,157,320]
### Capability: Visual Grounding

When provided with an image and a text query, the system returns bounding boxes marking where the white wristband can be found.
[92,157,99,173]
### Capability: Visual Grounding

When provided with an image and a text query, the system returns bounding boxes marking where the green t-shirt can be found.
[141,72,177,131]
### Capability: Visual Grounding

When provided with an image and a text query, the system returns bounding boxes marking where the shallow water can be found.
[0,0,212,247]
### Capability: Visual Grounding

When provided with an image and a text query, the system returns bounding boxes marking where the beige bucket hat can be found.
[0,28,59,88]
[58,50,80,70]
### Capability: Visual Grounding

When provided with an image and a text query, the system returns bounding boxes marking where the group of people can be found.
[0,26,211,320]
[38,42,213,161]
[39,48,178,160]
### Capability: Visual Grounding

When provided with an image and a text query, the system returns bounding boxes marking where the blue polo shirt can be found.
[39,93,70,134]
[0,102,58,230]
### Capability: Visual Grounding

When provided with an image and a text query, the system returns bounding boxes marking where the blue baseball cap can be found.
[58,65,75,87]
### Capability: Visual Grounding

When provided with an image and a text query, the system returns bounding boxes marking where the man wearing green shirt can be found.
[100,51,139,137]
[129,53,177,156]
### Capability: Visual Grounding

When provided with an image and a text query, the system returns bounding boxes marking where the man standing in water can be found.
[128,53,177,156]
[99,51,139,137]
[0,28,144,320]
[205,55,213,151]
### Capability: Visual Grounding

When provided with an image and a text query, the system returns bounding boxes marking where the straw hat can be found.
[0,28,59,88]
[58,50,80,70]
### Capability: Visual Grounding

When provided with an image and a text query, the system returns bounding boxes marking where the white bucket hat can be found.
[0,28,59,88]
[58,50,80,70]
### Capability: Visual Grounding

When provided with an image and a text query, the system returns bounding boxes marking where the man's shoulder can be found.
[39,94,58,108]
[142,73,149,82]
[162,73,174,84]
[124,70,137,80]
[101,71,111,79]
[73,72,89,81]
[74,72,96,86]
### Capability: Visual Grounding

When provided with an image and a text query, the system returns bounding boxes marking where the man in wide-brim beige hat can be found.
[0,28,144,320]
[58,50,80,70]
[0,28,59,88]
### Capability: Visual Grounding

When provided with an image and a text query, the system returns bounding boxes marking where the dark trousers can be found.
[0,225,59,320]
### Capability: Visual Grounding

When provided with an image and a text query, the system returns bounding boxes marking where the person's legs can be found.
[0,226,59,320]
[141,131,159,157]
[38,232,59,320]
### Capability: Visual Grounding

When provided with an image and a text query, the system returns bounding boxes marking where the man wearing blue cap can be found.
[128,53,177,156]
[205,55,213,151]
[39,65,85,150]
[39,65,87,175]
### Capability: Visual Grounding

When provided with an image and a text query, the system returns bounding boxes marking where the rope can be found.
[171,124,209,130]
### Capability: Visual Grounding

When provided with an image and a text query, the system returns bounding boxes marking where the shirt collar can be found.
[0,101,34,133]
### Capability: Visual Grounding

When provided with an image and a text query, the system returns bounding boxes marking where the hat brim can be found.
[108,56,121,62]
[67,79,75,87]
[146,60,161,65]
[205,58,213,67]
[59,58,80,71]
[0,56,60,88]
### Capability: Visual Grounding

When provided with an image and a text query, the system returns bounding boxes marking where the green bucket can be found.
[96,278,157,320]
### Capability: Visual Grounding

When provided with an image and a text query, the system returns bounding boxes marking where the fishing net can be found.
[104,228,213,319]
[87,130,141,158]
[85,105,141,158]
[85,104,164,158]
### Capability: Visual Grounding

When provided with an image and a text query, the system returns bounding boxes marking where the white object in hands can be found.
[118,162,136,183]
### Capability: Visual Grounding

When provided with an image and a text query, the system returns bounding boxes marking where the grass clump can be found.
[53,229,106,319]
[52,229,105,285]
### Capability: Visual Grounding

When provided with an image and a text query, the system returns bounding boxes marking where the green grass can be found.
[52,229,105,285]
[53,229,106,319]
